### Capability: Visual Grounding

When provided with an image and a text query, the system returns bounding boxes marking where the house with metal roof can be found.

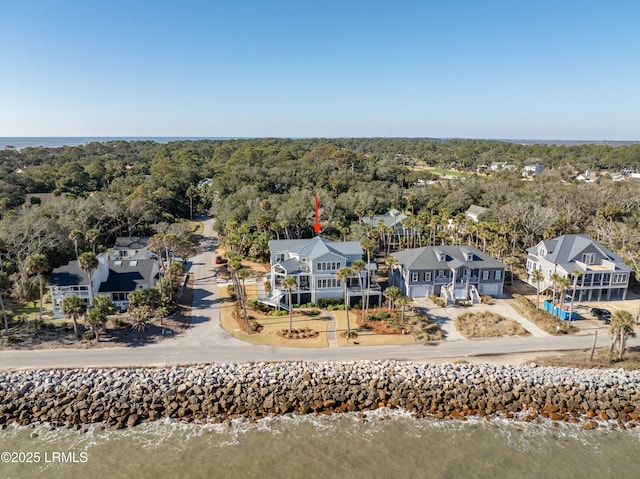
[390,245,505,304]
[526,234,630,301]
[260,236,381,309]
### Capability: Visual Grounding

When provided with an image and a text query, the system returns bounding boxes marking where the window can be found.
[495,270,502,280]
[466,253,473,261]
[112,292,128,301]
[411,273,419,282]
[317,278,341,289]
[482,271,489,280]
[436,270,446,278]
[613,274,627,284]
[582,253,595,265]
[425,272,432,282]
[276,253,285,263]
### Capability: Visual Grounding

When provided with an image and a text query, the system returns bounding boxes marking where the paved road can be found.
[0,217,637,370]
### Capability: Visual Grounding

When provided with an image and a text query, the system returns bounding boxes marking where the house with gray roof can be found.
[114,236,152,260]
[48,251,160,318]
[261,236,381,309]
[526,234,630,302]
[361,209,412,248]
[390,245,505,304]
[464,205,488,223]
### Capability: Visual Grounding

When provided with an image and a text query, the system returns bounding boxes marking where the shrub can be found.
[367,311,391,321]
[82,330,95,341]
[511,294,578,335]
[317,297,344,308]
[429,294,446,307]
[303,309,321,316]
[249,320,261,331]
[269,310,287,316]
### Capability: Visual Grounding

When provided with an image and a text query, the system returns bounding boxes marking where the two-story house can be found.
[260,236,381,309]
[526,234,631,302]
[390,245,505,305]
[48,237,160,317]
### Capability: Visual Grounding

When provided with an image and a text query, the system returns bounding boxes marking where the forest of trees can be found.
[1,137,640,310]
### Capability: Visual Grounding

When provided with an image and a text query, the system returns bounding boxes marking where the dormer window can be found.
[466,253,473,261]
[582,253,595,265]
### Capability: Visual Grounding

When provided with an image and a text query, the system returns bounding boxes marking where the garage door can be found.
[410,286,431,298]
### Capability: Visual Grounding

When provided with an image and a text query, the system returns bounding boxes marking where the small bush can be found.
[249,320,261,331]
[327,304,345,311]
[269,310,288,316]
[429,294,446,307]
[82,330,95,341]
[511,294,578,335]
[303,309,321,316]
[367,311,391,321]
[317,297,344,308]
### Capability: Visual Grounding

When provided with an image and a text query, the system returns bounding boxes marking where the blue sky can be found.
[1,0,639,139]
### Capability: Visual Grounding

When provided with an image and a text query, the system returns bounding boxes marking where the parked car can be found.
[590,307,611,323]
[215,255,226,265]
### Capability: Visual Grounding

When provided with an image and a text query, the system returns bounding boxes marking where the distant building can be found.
[522,162,545,177]
[464,205,488,223]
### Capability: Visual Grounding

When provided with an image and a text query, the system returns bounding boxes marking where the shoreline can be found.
[1,360,639,431]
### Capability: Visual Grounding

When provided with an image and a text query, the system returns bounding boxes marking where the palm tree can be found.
[25,253,49,320]
[336,267,354,339]
[281,276,297,334]
[568,268,582,321]
[60,295,86,338]
[385,256,398,287]
[360,236,377,318]
[609,310,634,361]
[548,272,562,305]
[384,286,401,313]
[78,252,99,305]
[556,276,571,311]
[68,229,83,261]
[351,259,365,314]
[85,228,100,254]
[396,295,412,326]
[530,268,544,309]
[85,295,114,343]
[0,270,9,333]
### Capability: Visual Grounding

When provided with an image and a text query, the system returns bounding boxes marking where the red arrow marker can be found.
[313,196,321,234]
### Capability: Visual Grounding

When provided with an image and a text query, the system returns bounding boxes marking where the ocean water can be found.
[0,137,236,150]
[1,412,638,479]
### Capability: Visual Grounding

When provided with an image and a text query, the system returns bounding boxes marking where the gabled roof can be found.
[98,259,157,293]
[269,237,361,260]
[114,236,149,250]
[465,205,488,217]
[48,260,87,287]
[392,245,504,271]
[361,210,407,228]
[528,234,630,273]
[276,258,307,274]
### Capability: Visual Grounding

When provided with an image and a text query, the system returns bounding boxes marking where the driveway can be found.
[411,297,549,339]
[0,218,638,370]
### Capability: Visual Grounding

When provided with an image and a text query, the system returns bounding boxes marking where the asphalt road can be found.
[0,217,635,370]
